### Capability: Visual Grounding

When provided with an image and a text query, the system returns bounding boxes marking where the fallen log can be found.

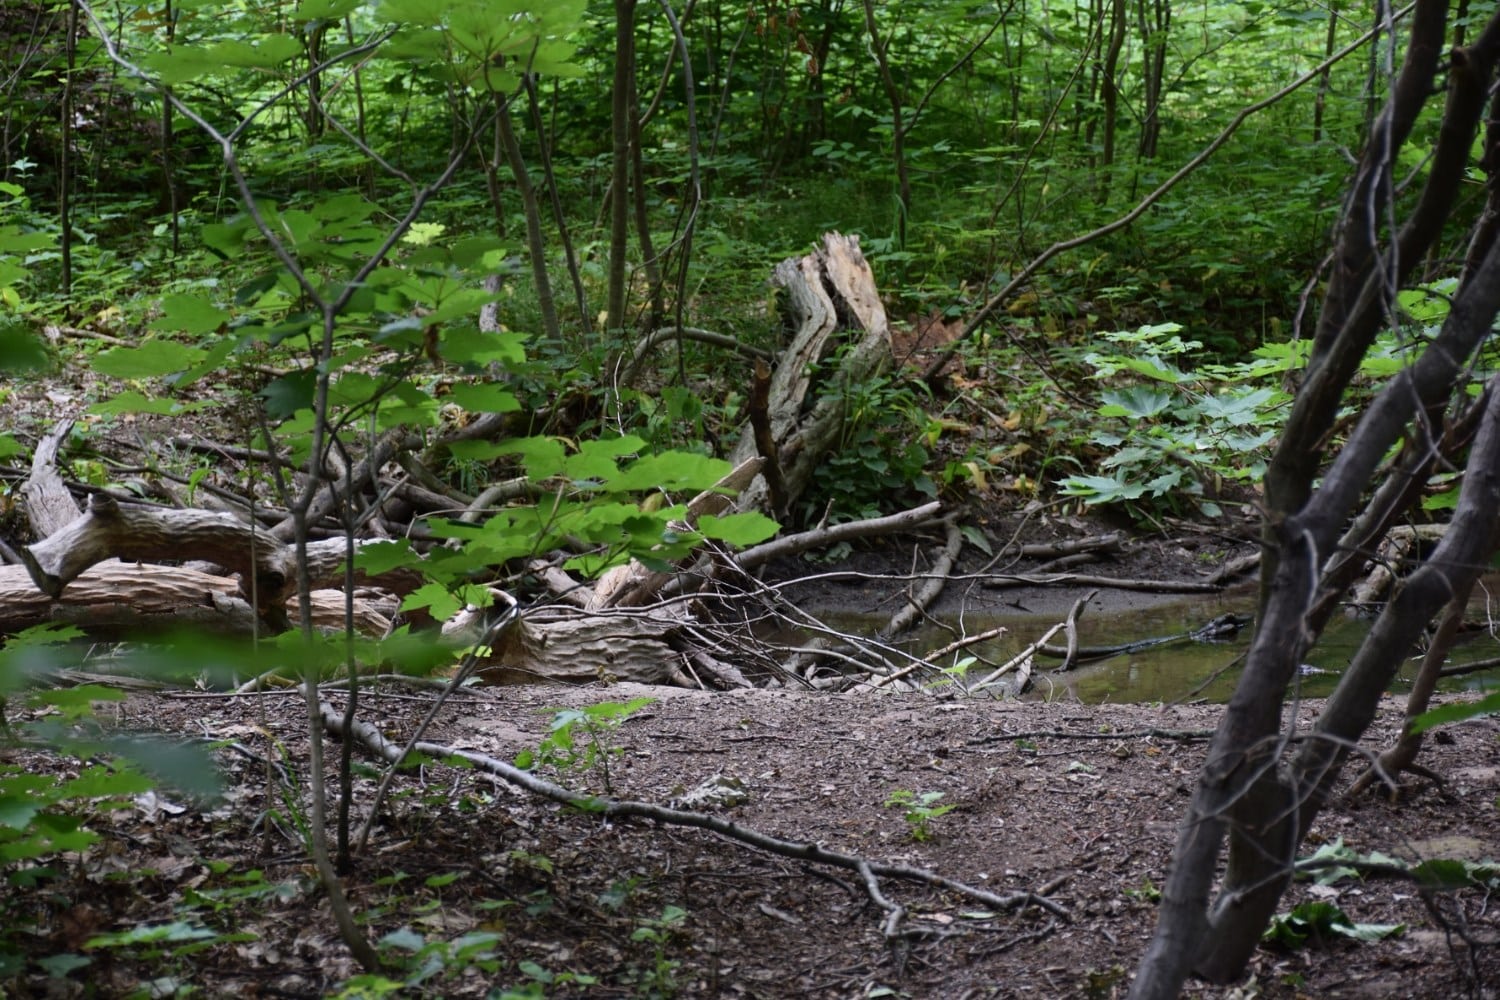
[0,562,390,638]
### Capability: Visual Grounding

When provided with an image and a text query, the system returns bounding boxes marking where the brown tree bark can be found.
[1132,6,1500,996]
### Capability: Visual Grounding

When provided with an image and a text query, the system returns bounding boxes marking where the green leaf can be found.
[1411,691,1500,734]
[607,452,732,493]
[447,383,520,414]
[401,583,463,621]
[439,328,528,367]
[295,0,365,20]
[149,294,230,335]
[1412,858,1475,891]
[101,735,222,801]
[353,540,418,575]
[378,927,426,952]
[0,323,50,372]
[58,766,154,800]
[93,341,207,379]
[1098,386,1173,419]
[143,36,303,84]
[959,523,994,556]
[0,794,43,830]
[89,391,185,416]
[696,512,779,546]
[32,685,124,719]
[259,370,317,419]
[1057,474,1147,503]
[563,436,645,482]
[489,436,567,479]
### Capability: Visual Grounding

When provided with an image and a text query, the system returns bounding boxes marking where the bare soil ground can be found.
[8,670,1499,999]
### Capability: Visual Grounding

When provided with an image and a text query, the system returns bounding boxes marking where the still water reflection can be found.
[819,590,1500,704]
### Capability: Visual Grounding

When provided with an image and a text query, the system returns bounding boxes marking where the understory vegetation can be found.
[4,0,1500,996]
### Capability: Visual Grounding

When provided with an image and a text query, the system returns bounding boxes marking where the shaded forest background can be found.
[6,2,1500,998]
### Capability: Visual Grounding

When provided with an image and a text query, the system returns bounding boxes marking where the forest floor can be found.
[8,524,1500,999]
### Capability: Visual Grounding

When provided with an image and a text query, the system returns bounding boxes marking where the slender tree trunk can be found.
[496,97,561,343]
[628,98,664,329]
[1312,2,1340,142]
[607,0,638,335]
[1097,0,1127,200]
[860,0,909,247]
[1130,10,1500,994]
[1135,0,1169,162]
[481,109,508,239]
[160,0,179,254]
[59,0,77,297]
[524,75,590,339]
[343,15,374,198]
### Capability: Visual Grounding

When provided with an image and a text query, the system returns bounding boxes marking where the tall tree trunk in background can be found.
[160,0,179,254]
[343,14,374,199]
[629,95,664,330]
[607,0,638,336]
[1097,0,1127,200]
[861,0,909,247]
[481,103,508,239]
[1313,1,1340,142]
[59,0,76,296]
[525,75,590,340]
[1130,5,1500,996]
[1135,0,1169,161]
[496,97,561,344]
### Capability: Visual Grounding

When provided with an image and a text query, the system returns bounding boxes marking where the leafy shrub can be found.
[1057,322,1296,519]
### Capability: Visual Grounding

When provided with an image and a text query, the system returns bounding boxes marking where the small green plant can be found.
[801,371,937,527]
[626,904,687,998]
[884,789,955,842]
[515,697,655,793]
[336,929,507,998]
[82,921,256,997]
[1262,901,1403,950]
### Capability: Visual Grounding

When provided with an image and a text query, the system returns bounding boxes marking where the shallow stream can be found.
[822,587,1500,704]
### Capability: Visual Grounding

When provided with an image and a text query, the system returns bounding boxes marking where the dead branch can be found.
[982,572,1224,594]
[0,562,389,637]
[882,519,963,638]
[969,622,1066,697]
[968,727,1214,744]
[1206,551,1260,586]
[1056,589,1098,672]
[615,325,774,388]
[734,501,944,571]
[869,625,1010,691]
[1007,532,1125,561]
[320,698,1070,922]
[22,419,83,538]
[22,492,297,605]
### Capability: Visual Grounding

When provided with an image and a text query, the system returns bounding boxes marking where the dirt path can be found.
[13,681,1493,998]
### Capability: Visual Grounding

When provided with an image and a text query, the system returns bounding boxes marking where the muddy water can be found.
[820,589,1500,704]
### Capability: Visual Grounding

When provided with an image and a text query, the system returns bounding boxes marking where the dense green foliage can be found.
[4,0,1473,525]
[4,0,1499,993]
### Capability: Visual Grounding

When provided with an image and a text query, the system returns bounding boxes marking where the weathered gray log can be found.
[0,562,390,637]
[22,493,298,604]
[21,419,83,538]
